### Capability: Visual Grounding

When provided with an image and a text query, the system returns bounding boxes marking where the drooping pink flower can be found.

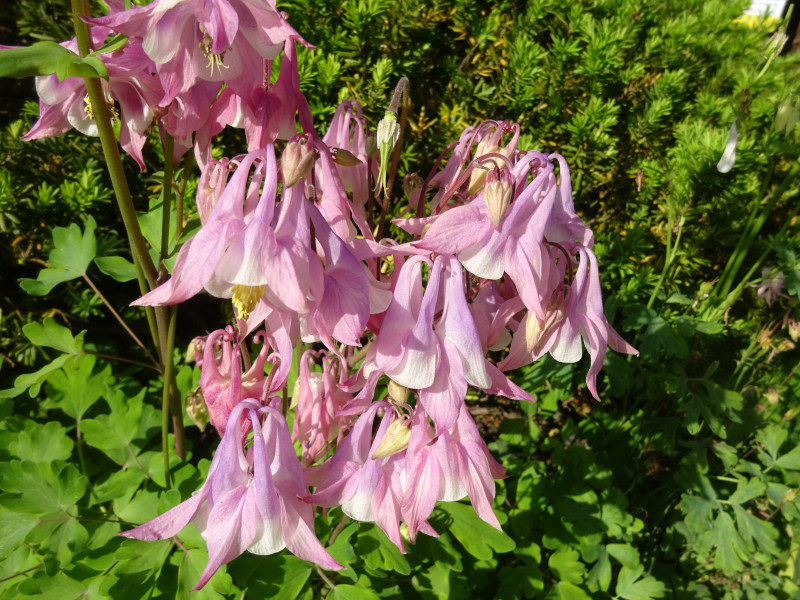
[354,255,532,431]
[500,246,637,399]
[121,399,342,590]
[308,401,506,551]
[21,35,162,170]
[292,350,355,466]
[87,0,305,106]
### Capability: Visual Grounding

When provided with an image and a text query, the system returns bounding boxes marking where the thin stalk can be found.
[647,208,681,309]
[175,151,195,241]
[161,306,179,486]
[375,78,411,240]
[160,134,175,268]
[71,0,158,290]
[716,160,775,298]
[71,0,170,360]
[82,274,159,368]
[717,161,800,299]
[84,350,160,371]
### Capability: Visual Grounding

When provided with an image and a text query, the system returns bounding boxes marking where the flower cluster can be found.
[19,0,636,590]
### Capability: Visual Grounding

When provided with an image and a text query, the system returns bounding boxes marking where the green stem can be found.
[717,160,800,299]
[647,208,681,309]
[71,0,170,359]
[716,160,775,298]
[71,0,158,290]
[161,307,178,486]
[376,78,411,240]
[175,152,195,241]
[160,134,175,268]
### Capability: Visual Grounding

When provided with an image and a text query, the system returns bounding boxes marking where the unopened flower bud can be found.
[788,319,800,343]
[468,137,501,195]
[484,168,513,228]
[185,391,209,432]
[525,313,543,353]
[331,147,363,167]
[387,380,409,405]
[372,415,411,459]
[775,96,800,137]
[186,338,203,363]
[281,140,314,188]
[375,110,400,196]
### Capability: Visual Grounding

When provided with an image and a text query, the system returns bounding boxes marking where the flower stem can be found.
[82,273,159,368]
[716,160,800,300]
[160,134,175,269]
[376,78,411,240]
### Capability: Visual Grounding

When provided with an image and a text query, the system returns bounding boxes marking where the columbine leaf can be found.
[80,388,159,467]
[331,585,381,600]
[23,318,84,354]
[94,255,138,282]
[439,502,515,560]
[756,425,787,462]
[45,353,110,420]
[19,217,97,295]
[615,564,665,600]
[0,461,87,517]
[727,478,766,505]
[358,524,411,575]
[549,548,585,585]
[54,52,109,81]
[177,549,232,600]
[7,421,73,463]
[587,545,612,592]
[0,42,76,78]
[712,511,746,575]
[775,447,800,470]
[554,580,592,600]
[732,504,779,556]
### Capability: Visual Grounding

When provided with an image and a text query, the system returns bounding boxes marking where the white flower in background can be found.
[717,119,738,174]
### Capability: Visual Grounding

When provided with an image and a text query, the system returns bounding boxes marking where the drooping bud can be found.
[375,110,400,196]
[372,415,412,459]
[387,380,409,405]
[331,147,363,167]
[467,137,501,195]
[197,159,231,224]
[788,319,800,343]
[483,167,513,228]
[185,391,209,432]
[525,304,565,354]
[281,139,314,188]
[775,96,800,137]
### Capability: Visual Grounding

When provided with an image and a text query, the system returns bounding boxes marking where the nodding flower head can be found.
[483,167,513,228]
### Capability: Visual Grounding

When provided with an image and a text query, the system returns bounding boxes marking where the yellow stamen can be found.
[232,284,265,319]
[199,31,229,76]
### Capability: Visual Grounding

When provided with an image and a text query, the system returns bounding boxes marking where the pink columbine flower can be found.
[292,350,356,466]
[500,247,637,399]
[308,401,506,551]
[134,146,324,313]
[121,399,342,590]
[354,255,532,431]
[757,268,785,306]
[87,0,304,106]
[197,325,294,435]
[21,35,162,171]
